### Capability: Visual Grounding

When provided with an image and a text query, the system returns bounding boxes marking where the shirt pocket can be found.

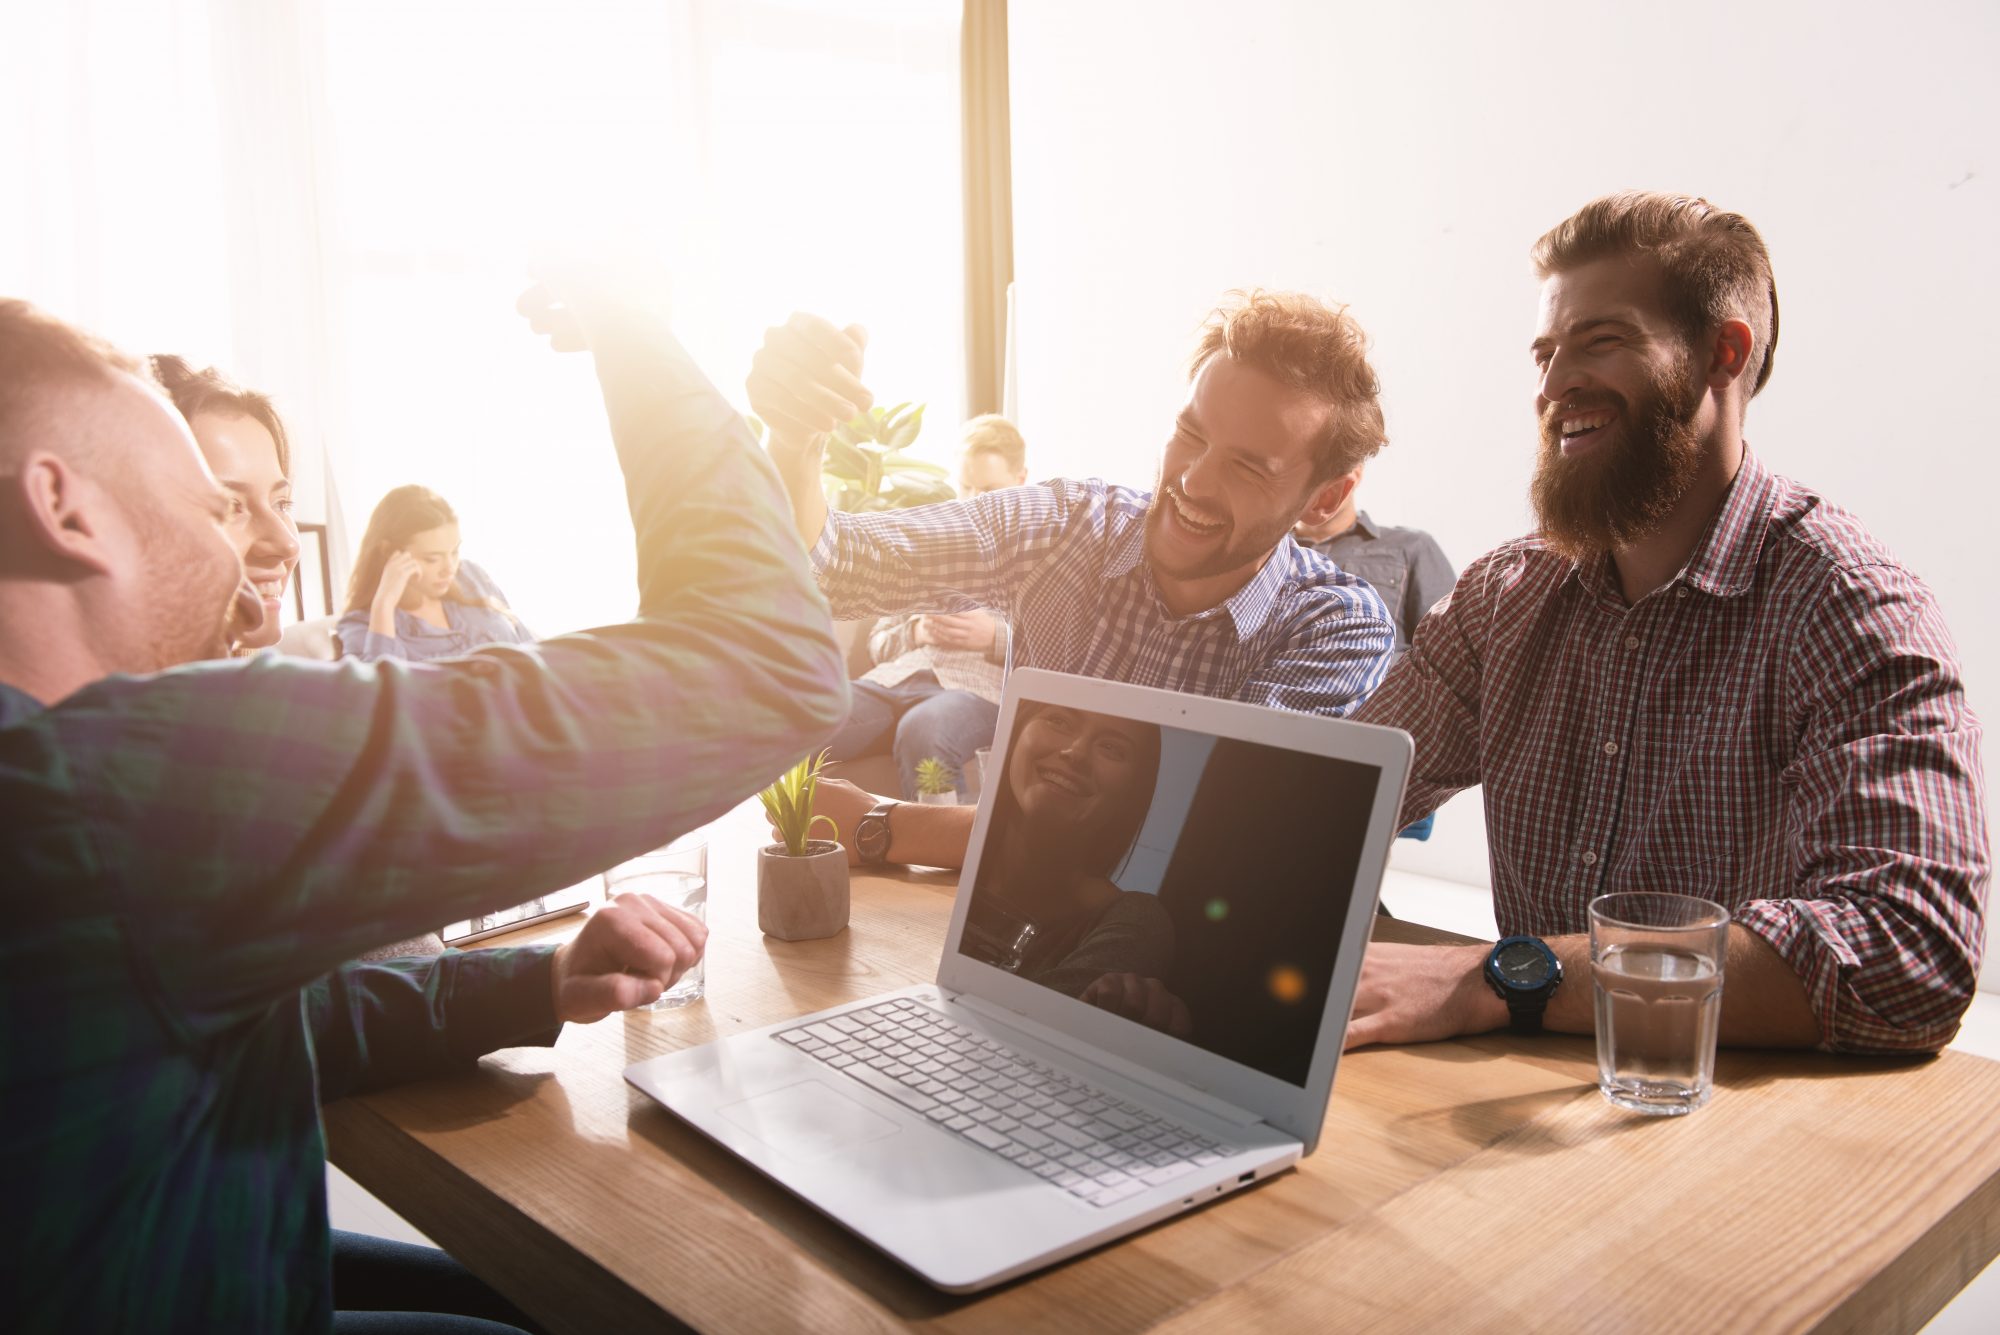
[1625,703,1748,887]
[1341,557,1407,628]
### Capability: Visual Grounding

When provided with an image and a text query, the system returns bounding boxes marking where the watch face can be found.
[1495,939,1552,988]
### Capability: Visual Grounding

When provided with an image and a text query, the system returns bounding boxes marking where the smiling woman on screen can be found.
[964,704,1176,999]
[337,484,534,661]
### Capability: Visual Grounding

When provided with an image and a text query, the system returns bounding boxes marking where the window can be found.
[322,0,964,632]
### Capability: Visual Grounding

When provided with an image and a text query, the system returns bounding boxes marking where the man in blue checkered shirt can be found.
[747,291,1398,720]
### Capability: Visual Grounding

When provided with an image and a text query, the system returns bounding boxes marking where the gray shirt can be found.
[1307,511,1455,653]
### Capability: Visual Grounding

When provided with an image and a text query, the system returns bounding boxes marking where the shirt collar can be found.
[1678,447,1774,598]
[1348,510,1380,541]
[1104,506,1293,639]
[0,680,42,728]
[1566,448,1775,603]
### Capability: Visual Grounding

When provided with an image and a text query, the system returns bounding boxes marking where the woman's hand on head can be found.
[378,550,423,601]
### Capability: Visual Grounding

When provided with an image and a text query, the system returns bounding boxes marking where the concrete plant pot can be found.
[758,840,849,941]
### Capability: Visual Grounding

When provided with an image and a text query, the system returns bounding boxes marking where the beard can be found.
[1531,354,1706,563]
[132,504,252,670]
[1142,474,1302,584]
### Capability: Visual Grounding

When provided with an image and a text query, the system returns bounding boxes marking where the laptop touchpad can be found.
[718,1080,902,1162]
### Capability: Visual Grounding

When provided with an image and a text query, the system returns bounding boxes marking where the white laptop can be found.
[626,669,1411,1292]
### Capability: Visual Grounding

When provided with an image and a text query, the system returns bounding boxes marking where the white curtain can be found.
[0,0,352,620]
[4,0,965,636]
[317,0,965,633]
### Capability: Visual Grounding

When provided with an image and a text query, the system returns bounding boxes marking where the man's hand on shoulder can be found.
[1343,941,1504,1050]
[550,892,708,1023]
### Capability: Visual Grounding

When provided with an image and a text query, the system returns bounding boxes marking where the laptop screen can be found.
[956,699,1380,1087]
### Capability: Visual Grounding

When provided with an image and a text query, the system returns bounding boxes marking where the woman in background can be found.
[151,356,301,653]
[337,485,534,661]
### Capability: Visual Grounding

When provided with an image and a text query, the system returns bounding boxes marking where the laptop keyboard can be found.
[776,997,1235,1208]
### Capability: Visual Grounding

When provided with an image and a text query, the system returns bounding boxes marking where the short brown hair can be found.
[1188,290,1386,482]
[1531,191,1779,399]
[959,413,1027,473]
[149,355,293,478]
[0,299,149,460]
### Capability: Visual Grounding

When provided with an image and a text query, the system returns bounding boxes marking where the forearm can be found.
[307,947,561,1102]
[368,600,400,638]
[1527,926,1818,1047]
[767,435,830,548]
[886,801,978,870]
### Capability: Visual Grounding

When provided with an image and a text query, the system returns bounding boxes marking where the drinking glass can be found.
[603,835,707,1009]
[965,747,993,804]
[1589,892,1729,1116]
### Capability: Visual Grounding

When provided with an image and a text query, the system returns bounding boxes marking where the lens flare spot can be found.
[1204,898,1230,922]
[1268,965,1308,1005]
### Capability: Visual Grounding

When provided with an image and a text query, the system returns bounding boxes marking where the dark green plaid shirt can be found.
[0,318,848,1332]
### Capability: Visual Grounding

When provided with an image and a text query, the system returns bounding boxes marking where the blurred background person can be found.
[337,484,534,661]
[1293,460,1454,656]
[151,356,300,654]
[826,414,1028,798]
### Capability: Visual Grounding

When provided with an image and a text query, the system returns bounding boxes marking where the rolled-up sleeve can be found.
[808,481,1084,623]
[306,947,560,1102]
[1736,562,1988,1054]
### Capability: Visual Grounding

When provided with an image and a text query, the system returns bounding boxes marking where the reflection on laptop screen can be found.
[959,701,1379,1087]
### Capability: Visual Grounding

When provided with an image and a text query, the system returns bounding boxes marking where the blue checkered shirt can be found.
[810,478,1394,716]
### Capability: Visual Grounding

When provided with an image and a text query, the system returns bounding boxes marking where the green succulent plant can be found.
[758,749,839,857]
[821,402,955,512]
[913,756,954,797]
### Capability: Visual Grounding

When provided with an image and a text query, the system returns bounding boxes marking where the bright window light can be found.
[322,0,966,634]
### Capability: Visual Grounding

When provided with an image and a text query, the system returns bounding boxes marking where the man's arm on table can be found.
[804,778,976,868]
[309,893,708,1099]
[1344,551,1952,1055]
[62,283,848,1031]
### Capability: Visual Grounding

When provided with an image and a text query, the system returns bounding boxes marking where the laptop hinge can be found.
[947,992,1264,1129]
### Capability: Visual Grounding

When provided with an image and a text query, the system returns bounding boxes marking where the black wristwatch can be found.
[855,801,898,866]
[1483,935,1563,1035]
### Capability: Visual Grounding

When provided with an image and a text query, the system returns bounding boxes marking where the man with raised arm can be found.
[1345,193,1987,1056]
[748,291,1398,868]
[0,273,847,1330]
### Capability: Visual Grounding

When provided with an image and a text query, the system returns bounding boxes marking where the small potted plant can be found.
[756,750,849,941]
[914,756,958,806]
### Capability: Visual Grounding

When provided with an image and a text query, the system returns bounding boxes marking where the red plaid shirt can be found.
[1358,451,1988,1053]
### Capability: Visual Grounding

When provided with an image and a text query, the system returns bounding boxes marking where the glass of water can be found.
[965,747,993,805]
[603,834,707,1010]
[1589,892,1729,1116]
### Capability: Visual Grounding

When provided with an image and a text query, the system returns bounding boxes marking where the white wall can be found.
[1008,1,1998,972]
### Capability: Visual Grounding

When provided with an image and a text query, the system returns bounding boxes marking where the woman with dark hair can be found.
[964,703,1175,997]
[336,484,533,661]
[150,356,301,652]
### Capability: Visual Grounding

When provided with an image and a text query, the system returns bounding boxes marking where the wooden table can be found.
[326,814,2000,1333]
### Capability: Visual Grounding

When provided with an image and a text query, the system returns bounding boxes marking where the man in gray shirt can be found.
[1296,467,1455,653]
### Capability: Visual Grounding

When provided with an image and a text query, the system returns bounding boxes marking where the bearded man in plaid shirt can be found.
[1346,193,1988,1056]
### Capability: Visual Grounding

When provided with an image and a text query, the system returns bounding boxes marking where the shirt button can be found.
[1624,635,1639,649]
[1676,587,1689,599]
[1580,850,1598,866]
[1603,740,1619,755]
